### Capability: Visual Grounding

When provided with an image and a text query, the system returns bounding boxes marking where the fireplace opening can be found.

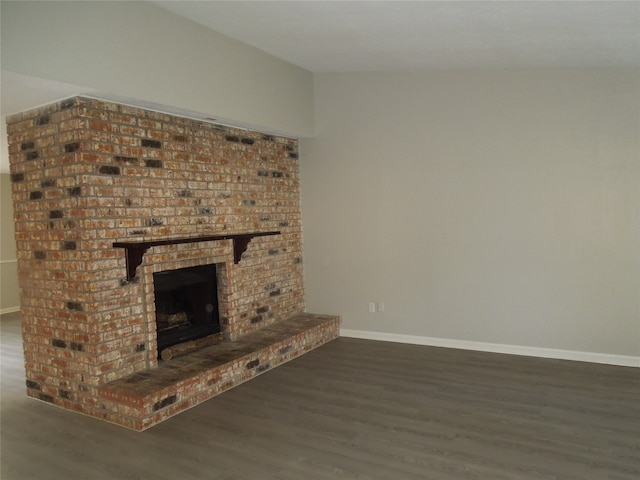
[153,264,220,358]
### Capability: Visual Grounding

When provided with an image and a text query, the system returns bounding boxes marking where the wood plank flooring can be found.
[2,311,638,479]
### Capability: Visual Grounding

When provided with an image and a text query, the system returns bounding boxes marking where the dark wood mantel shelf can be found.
[113,231,280,281]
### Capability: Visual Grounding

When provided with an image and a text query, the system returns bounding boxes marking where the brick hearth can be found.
[7,97,340,430]
[99,314,340,430]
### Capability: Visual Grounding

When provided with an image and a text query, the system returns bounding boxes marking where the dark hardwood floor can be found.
[1,311,638,479]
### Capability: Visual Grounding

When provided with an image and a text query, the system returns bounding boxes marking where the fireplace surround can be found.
[7,97,340,430]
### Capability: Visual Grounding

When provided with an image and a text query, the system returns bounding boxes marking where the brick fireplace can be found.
[7,97,340,430]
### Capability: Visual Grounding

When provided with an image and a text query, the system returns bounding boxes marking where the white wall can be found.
[301,68,639,361]
[0,174,19,313]
[1,0,314,137]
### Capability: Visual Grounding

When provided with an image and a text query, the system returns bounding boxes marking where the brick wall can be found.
[7,97,307,421]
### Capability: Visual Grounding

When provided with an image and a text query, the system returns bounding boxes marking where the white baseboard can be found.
[0,306,20,315]
[340,329,639,368]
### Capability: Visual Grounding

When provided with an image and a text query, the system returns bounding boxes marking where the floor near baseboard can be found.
[2,311,639,479]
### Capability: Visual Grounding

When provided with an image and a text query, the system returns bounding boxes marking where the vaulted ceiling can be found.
[2,1,639,173]
[151,0,640,71]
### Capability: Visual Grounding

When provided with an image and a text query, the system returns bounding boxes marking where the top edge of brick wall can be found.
[6,96,298,144]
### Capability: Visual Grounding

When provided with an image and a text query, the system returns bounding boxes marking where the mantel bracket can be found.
[113,231,280,281]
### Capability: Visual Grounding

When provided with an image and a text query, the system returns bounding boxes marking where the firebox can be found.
[153,264,220,358]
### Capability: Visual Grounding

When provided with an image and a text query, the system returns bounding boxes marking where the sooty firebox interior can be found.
[153,264,220,358]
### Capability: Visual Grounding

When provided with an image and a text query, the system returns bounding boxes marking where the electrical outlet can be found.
[377,302,385,313]
[368,302,376,313]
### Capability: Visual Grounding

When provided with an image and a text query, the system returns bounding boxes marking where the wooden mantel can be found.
[113,231,280,280]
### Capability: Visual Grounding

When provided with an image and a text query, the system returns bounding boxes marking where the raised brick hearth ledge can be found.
[98,313,340,430]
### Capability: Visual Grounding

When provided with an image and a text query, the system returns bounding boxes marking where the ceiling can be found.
[2,0,639,173]
[152,0,640,71]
